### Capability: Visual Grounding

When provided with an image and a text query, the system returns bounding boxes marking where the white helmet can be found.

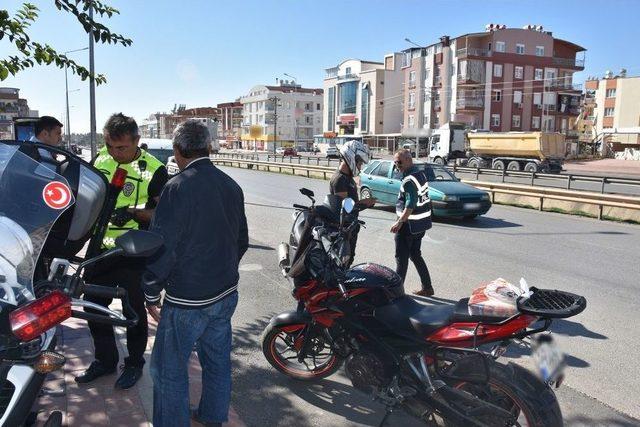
[339,140,370,177]
[0,216,34,299]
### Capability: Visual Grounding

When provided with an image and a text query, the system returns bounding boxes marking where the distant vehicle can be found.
[276,147,285,155]
[325,146,340,159]
[283,147,297,157]
[139,138,173,165]
[359,160,491,219]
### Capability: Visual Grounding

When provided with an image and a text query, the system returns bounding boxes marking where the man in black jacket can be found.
[142,120,248,427]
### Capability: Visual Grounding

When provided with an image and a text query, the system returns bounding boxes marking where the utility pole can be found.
[88,3,97,159]
[269,96,279,154]
[63,47,88,150]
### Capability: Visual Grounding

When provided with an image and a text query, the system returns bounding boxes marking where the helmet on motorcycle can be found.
[339,140,370,177]
[0,216,34,299]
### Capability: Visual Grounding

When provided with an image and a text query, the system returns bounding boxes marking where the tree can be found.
[0,1,132,84]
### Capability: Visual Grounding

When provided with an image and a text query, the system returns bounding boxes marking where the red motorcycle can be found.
[262,189,587,426]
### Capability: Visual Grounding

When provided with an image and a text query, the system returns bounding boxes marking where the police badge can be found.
[122,182,135,197]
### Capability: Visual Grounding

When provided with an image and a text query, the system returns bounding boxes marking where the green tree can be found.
[0,1,132,83]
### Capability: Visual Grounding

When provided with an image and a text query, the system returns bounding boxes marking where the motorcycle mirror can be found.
[342,198,355,214]
[115,230,164,257]
[300,188,315,198]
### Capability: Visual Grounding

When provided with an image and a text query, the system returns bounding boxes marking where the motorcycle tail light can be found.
[111,167,128,189]
[34,351,66,374]
[9,291,72,342]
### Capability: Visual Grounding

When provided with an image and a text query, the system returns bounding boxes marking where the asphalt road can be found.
[222,165,640,426]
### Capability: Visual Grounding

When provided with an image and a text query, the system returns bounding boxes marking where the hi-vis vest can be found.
[396,169,432,234]
[93,147,164,248]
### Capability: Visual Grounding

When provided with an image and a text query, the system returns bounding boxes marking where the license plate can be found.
[532,335,565,383]
[463,203,481,210]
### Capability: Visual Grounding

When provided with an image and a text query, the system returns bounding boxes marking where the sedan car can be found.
[358,160,491,218]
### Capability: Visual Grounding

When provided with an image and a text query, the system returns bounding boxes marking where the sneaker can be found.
[190,407,222,427]
[114,365,143,390]
[74,361,116,384]
[413,288,435,297]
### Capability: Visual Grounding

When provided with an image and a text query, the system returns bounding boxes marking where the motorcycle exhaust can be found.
[277,242,290,276]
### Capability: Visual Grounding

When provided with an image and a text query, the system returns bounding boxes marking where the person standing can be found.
[143,120,248,427]
[75,113,168,389]
[389,149,434,296]
[329,140,376,263]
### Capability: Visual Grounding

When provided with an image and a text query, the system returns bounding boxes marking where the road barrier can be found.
[211,157,640,221]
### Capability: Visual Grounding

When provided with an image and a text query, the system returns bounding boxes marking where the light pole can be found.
[404,38,422,48]
[88,3,97,159]
[64,47,88,149]
[269,96,279,154]
[284,73,297,85]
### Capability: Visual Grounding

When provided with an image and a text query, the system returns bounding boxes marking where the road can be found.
[221,165,640,426]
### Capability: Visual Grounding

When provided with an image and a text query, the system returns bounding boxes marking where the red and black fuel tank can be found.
[343,263,405,306]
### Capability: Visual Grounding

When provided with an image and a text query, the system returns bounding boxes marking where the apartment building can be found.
[240,80,323,150]
[323,54,404,138]
[0,87,38,139]
[217,101,243,144]
[582,70,640,153]
[400,25,585,137]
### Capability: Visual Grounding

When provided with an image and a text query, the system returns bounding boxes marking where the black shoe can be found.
[75,361,116,384]
[190,407,222,427]
[114,365,143,390]
[413,288,435,297]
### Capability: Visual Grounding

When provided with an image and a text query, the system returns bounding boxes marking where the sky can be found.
[3,0,640,133]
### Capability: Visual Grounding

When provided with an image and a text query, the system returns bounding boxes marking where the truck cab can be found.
[427,122,468,165]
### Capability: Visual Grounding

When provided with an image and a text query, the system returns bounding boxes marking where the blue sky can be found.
[3,0,639,132]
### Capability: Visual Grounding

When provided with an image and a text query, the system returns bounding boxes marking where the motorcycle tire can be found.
[444,360,563,427]
[261,323,343,381]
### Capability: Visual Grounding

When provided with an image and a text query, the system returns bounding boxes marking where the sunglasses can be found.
[394,160,403,165]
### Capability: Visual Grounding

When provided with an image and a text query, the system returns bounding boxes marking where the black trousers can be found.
[394,227,432,291]
[84,258,148,369]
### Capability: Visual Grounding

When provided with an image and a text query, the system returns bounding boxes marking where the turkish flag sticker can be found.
[43,181,72,210]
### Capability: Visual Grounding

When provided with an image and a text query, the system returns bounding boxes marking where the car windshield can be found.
[418,164,457,181]
[146,148,172,165]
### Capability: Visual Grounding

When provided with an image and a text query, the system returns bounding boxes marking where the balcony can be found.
[337,73,359,81]
[457,74,484,85]
[544,79,583,91]
[408,80,417,89]
[456,47,489,57]
[456,97,484,109]
[552,57,585,68]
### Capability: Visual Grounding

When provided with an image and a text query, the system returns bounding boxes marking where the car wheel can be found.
[468,159,479,169]
[360,187,372,200]
[507,161,521,171]
[493,160,505,170]
[524,162,538,173]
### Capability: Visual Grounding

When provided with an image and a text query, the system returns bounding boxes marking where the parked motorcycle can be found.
[0,142,162,426]
[262,188,587,426]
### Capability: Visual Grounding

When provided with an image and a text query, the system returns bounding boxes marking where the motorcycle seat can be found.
[449,298,511,324]
[374,296,455,339]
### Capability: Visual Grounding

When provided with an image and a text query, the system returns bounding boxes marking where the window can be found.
[433,115,439,127]
[535,68,543,81]
[543,92,557,106]
[532,116,540,128]
[409,70,416,85]
[491,114,500,127]
[339,81,357,114]
[516,43,525,55]
[533,92,542,106]
[514,66,524,79]
[423,90,429,102]
[513,90,523,104]
[493,64,503,78]
[423,68,430,83]
[545,69,556,80]
[492,90,502,102]
[376,161,391,178]
[408,115,415,128]
[495,41,506,52]
[604,107,615,116]
[423,114,429,126]
[535,46,544,56]
[345,67,351,75]
[361,84,370,132]
[316,103,321,111]
[512,115,521,128]
[606,89,617,98]
[327,87,335,128]
[409,92,415,109]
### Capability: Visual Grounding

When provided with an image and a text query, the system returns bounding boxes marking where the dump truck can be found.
[429,127,566,173]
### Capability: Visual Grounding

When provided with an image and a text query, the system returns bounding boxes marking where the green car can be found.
[358,160,491,219]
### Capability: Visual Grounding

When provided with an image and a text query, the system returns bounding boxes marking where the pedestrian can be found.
[143,119,248,427]
[75,113,168,389]
[389,149,434,297]
[329,140,376,263]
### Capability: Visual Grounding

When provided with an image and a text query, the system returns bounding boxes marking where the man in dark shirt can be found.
[143,120,248,427]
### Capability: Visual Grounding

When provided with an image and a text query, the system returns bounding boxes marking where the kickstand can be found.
[378,408,393,427]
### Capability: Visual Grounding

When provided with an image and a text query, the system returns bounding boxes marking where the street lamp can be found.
[64,47,88,149]
[404,38,422,48]
[283,73,297,84]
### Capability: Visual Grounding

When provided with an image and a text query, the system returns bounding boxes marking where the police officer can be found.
[390,149,434,296]
[329,140,375,264]
[75,113,168,389]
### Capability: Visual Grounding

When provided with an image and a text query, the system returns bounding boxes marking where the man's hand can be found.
[359,197,377,208]
[111,207,134,227]
[390,220,403,233]
[146,304,162,323]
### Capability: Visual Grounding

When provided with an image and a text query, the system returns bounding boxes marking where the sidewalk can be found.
[32,313,245,427]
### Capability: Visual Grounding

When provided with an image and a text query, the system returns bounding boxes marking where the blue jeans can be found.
[150,292,238,427]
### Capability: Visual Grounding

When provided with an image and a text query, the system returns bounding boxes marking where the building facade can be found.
[400,25,585,137]
[240,81,323,150]
[217,101,243,144]
[583,70,640,153]
[323,54,404,138]
[156,106,220,139]
[0,88,37,139]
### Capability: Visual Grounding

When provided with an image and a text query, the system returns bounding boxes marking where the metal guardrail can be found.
[448,165,640,196]
[211,157,640,220]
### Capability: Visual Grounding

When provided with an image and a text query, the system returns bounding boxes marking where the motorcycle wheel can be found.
[262,323,343,381]
[444,360,563,427]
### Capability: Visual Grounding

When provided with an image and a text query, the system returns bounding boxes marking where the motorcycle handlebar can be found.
[71,309,137,328]
[82,283,127,299]
[293,204,309,210]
